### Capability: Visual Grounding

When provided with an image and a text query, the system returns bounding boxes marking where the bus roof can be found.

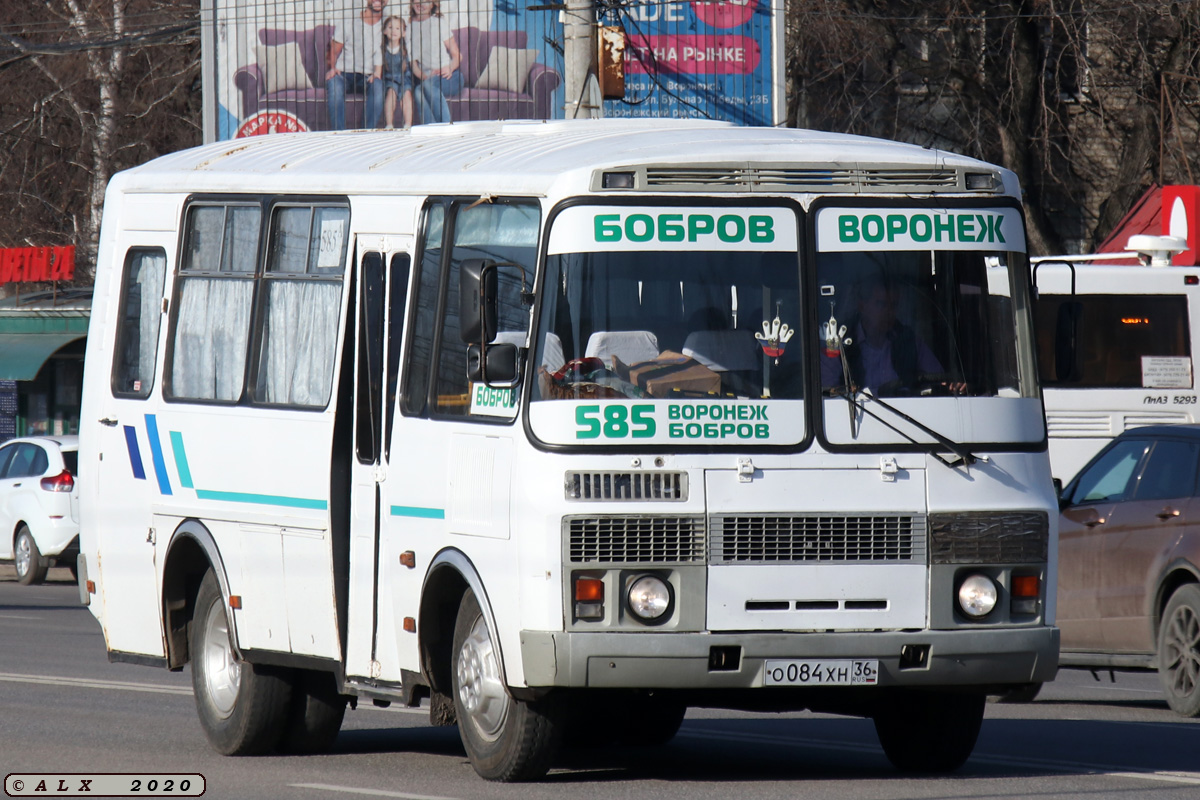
[112,119,1019,199]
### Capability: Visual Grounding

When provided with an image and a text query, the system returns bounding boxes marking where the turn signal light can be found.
[1012,575,1040,597]
[575,577,604,602]
[574,576,605,620]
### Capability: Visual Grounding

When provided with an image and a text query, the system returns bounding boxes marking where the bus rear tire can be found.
[280,670,347,754]
[190,570,291,755]
[873,690,984,773]
[452,589,563,781]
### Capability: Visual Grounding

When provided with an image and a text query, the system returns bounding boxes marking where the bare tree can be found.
[0,0,201,288]
[787,1,1200,254]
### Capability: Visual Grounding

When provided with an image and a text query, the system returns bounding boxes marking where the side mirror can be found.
[459,258,497,344]
[467,343,520,386]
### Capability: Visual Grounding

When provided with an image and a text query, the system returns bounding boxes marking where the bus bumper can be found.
[519,626,1059,689]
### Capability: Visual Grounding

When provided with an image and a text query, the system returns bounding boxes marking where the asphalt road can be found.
[2,566,1199,800]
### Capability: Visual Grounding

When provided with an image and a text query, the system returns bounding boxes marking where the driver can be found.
[821,277,947,395]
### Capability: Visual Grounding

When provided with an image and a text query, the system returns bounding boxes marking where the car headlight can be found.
[957,574,998,618]
[627,575,671,621]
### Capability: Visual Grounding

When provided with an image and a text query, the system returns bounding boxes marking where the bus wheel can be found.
[280,670,347,754]
[452,589,563,781]
[1158,584,1200,717]
[14,526,47,586]
[873,690,984,773]
[190,570,291,755]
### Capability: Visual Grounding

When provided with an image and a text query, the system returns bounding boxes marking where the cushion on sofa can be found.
[255,42,314,94]
[474,46,539,93]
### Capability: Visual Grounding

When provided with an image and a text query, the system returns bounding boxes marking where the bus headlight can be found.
[627,575,671,621]
[957,574,998,618]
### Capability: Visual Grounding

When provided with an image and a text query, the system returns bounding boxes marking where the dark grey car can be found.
[1057,424,1200,717]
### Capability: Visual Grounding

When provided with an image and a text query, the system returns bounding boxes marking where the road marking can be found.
[0,672,192,695]
[681,728,1200,785]
[0,614,39,620]
[290,783,457,800]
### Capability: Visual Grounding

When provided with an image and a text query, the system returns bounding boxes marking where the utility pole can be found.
[563,0,598,118]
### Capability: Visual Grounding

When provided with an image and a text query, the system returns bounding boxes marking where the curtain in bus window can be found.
[113,249,166,397]
[257,280,342,407]
[171,277,253,401]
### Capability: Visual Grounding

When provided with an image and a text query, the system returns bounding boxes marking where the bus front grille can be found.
[565,470,688,501]
[709,514,927,564]
[929,512,1048,564]
[566,515,706,563]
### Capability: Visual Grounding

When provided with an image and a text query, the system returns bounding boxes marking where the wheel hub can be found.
[456,615,509,741]
[14,536,30,577]
[1164,602,1200,700]
[200,600,241,718]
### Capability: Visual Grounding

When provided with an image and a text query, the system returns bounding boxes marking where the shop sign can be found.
[0,246,75,284]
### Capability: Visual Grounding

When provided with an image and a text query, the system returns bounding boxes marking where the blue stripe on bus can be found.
[143,414,172,495]
[195,489,328,510]
[390,505,445,519]
[168,431,326,510]
[169,431,194,489]
[123,426,146,480]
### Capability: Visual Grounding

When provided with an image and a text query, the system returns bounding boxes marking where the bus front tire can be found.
[873,690,984,773]
[452,589,563,781]
[190,570,291,755]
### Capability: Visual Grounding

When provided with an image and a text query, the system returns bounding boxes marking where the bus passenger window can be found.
[111,248,167,398]
[168,203,260,403]
[255,205,348,408]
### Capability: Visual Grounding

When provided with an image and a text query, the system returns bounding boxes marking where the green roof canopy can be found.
[0,331,86,380]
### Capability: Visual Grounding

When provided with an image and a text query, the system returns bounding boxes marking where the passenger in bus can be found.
[375,15,414,129]
[325,0,387,130]
[821,276,954,396]
[408,0,463,124]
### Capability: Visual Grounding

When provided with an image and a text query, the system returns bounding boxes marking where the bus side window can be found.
[385,253,411,461]
[167,203,260,403]
[254,204,348,408]
[401,202,446,417]
[111,248,167,398]
[432,200,539,417]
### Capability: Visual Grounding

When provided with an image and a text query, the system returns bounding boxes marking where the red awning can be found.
[1094,186,1162,265]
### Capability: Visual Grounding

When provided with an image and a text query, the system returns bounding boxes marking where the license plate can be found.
[763,659,879,686]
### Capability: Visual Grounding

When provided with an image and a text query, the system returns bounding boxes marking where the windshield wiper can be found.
[835,388,985,469]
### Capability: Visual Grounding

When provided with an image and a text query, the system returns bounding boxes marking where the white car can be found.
[0,435,80,585]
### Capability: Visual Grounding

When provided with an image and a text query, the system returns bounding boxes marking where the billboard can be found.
[204,0,781,140]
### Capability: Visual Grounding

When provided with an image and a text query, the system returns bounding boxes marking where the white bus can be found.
[78,119,1057,781]
[1033,245,1200,483]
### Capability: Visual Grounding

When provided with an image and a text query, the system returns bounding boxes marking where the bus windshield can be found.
[529,204,804,447]
[814,205,1040,447]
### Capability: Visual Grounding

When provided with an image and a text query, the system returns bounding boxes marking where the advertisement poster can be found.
[208,0,778,140]
[602,0,774,126]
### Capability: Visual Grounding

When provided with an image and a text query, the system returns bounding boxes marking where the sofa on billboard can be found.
[234,25,562,131]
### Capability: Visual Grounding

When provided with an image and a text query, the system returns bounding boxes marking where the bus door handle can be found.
[1156,507,1181,520]
[99,417,119,427]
